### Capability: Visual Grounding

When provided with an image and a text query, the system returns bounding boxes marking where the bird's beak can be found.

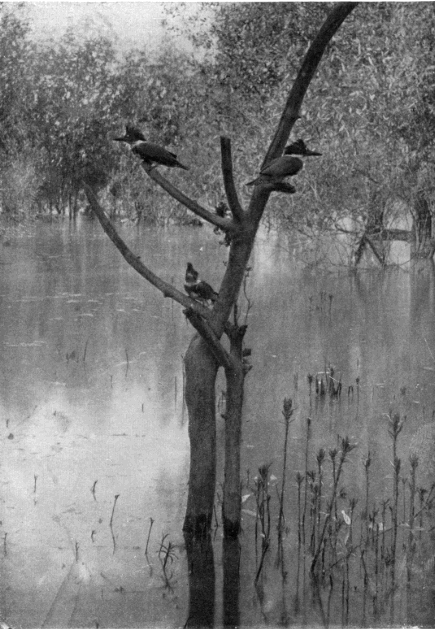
[113,136,126,142]
[305,148,322,156]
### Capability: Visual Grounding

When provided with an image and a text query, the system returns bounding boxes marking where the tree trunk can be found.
[222,324,247,538]
[85,2,358,543]
[413,192,435,258]
[183,334,219,537]
[222,363,244,537]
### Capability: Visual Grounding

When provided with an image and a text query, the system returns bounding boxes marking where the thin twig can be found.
[110,494,120,528]
[145,517,154,557]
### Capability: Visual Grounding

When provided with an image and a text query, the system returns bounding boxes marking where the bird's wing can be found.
[259,157,283,177]
[134,143,178,162]
[261,156,302,178]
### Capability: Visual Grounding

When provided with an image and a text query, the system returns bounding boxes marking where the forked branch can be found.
[142,164,235,233]
[185,309,233,369]
[83,183,214,320]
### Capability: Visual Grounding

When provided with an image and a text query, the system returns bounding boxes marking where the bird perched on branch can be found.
[185,262,199,284]
[246,139,321,187]
[114,125,189,170]
[184,262,218,304]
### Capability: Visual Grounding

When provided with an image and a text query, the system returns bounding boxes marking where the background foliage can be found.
[1,2,434,254]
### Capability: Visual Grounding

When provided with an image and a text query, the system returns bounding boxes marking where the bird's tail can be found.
[176,161,189,171]
[246,175,267,187]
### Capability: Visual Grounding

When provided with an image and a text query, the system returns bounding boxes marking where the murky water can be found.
[1,220,434,628]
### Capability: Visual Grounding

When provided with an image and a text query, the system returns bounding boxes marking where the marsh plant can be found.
[247,399,435,626]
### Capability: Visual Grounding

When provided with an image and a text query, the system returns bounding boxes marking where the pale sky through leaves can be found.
[20,2,198,51]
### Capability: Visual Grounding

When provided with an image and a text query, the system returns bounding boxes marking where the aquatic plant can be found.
[157,533,177,590]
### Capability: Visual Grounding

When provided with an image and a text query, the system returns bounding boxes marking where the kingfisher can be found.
[114,125,189,170]
[185,262,199,284]
[184,262,218,303]
[246,139,321,186]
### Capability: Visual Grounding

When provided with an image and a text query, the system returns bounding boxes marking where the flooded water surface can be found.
[1,220,434,628]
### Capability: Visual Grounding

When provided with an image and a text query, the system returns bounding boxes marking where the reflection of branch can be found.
[220,137,244,222]
[141,163,235,233]
[84,184,213,321]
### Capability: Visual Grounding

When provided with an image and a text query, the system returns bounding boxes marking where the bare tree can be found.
[84,2,357,539]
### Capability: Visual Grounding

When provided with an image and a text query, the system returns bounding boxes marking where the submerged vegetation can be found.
[240,397,435,627]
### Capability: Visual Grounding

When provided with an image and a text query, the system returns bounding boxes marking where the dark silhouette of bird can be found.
[216,201,229,218]
[185,262,199,284]
[187,281,219,303]
[184,262,218,303]
[246,139,321,187]
[114,125,189,170]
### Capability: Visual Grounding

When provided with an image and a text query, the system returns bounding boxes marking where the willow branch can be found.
[263,2,358,166]
[185,310,233,370]
[83,183,213,320]
[141,163,235,233]
[220,137,244,222]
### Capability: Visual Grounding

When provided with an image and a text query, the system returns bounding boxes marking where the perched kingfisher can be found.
[246,139,321,186]
[184,262,218,303]
[185,262,199,284]
[114,125,189,170]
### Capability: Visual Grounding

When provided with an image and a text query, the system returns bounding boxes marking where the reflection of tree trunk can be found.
[183,335,219,537]
[184,529,241,629]
[184,533,215,628]
[223,537,241,628]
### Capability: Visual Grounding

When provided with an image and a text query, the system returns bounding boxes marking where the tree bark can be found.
[183,335,219,537]
[413,192,435,258]
[222,363,244,537]
[222,324,247,537]
[85,2,359,542]
[182,2,359,538]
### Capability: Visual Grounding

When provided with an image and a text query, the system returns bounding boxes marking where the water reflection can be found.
[185,535,215,628]
[1,221,434,627]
